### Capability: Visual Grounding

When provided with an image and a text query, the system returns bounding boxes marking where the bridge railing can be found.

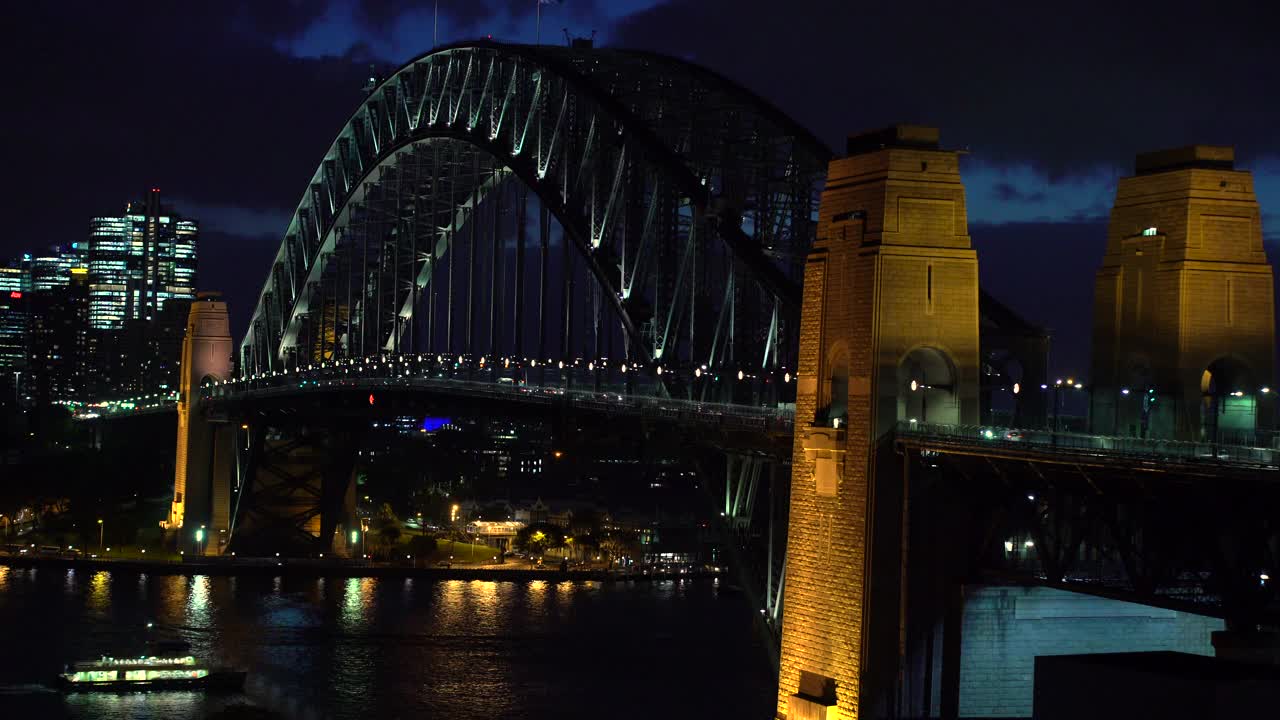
[200,358,796,436]
[896,421,1278,468]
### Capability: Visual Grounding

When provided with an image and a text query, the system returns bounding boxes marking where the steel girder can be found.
[240,42,830,389]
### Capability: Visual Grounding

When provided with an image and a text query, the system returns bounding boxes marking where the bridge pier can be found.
[231,421,362,557]
[777,125,981,719]
[163,293,234,555]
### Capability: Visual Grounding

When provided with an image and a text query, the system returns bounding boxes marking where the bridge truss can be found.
[241,41,830,405]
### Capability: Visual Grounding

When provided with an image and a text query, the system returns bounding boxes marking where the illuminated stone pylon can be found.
[162,293,234,555]
[1090,146,1275,441]
[777,126,980,719]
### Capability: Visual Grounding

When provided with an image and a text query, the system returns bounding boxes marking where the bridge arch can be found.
[241,41,831,400]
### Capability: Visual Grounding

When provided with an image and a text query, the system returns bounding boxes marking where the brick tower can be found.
[162,292,235,554]
[777,125,980,719]
[1090,146,1274,441]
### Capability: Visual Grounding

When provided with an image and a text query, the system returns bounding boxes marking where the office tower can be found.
[0,261,31,392]
[88,188,198,330]
[28,267,90,403]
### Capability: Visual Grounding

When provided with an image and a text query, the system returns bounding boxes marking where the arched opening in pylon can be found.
[1200,356,1256,441]
[817,343,849,427]
[899,347,959,426]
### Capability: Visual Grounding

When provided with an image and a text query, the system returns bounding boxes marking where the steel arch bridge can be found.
[241,40,831,401]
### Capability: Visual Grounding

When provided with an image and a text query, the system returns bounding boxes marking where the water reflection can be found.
[339,577,376,630]
[0,569,771,720]
[160,575,187,623]
[87,571,111,616]
[527,579,547,603]
[186,575,210,626]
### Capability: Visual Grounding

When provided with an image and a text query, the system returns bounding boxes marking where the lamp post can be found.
[97,519,104,551]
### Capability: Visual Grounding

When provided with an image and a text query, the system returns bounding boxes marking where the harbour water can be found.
[0,564,774,719]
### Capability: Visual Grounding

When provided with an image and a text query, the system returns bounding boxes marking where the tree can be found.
[371,503,402,558]
[515,522,564,557]
[406,534,437,556]
[600,529,640,564]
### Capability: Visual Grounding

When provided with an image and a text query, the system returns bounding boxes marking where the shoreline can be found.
[0,555,723,583]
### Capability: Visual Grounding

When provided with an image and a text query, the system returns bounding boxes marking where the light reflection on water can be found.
[186,575,210,627]
[87,571,111,617]
[0,568,771,719]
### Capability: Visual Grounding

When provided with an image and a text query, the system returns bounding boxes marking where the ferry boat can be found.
[58,654,245,692]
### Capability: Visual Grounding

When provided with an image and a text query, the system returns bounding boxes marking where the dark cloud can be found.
[993,183,1047,204]
[611,0,1280,173]
[971,220,1108,377]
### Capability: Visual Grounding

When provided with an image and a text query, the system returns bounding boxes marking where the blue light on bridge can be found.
[422,417,451,432]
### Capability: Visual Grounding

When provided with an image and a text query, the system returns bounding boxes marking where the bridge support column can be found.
[162,294,234,555]
[724,453,763,532]
[777,126,980,719]
[231,420,362,557]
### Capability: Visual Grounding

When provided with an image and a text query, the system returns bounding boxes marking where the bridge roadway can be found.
[200,357,796,453]
[79,358,1280,472]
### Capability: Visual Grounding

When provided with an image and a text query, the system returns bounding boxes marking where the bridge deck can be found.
[896,421,1279,474]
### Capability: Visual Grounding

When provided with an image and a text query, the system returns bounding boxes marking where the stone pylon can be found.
[1090,145,1275,441]
[162,292,234,555]
[777,126,980,719]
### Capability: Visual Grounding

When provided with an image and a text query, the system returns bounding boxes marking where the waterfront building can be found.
[464,520,526,552]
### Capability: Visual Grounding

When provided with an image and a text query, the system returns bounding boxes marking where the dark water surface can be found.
[0,565,775,719]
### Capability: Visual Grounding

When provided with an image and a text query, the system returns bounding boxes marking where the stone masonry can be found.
[777,126,980,719]
[1090,145,1275,439]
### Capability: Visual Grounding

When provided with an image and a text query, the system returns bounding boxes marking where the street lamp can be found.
[97,519,104,551]
[195,526,205,556]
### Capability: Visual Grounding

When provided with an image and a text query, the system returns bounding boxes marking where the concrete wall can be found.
[958,586,1223,718]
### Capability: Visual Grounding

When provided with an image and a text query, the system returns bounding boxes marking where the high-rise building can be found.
[0,262,31,388]
[88,189,198,330]
[31,243,89,292]
[29,267,90,403]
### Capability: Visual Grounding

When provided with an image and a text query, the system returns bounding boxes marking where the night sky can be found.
[3,0,1277,378]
